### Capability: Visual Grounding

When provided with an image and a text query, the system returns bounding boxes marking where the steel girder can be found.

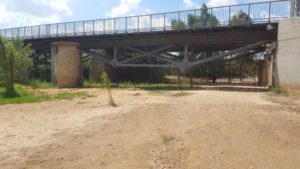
[80,41,272,73]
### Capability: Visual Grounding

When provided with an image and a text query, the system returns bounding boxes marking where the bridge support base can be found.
[89,49,116,82]
[51,42,83,88]
[259,52,273,87]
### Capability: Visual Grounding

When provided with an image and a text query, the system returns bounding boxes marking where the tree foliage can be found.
[0,37,33,97]
[171,4,220,30]
[171,20,186,30]
[11,39,34,83]
[188,4,219,28]
[230,11,252,26]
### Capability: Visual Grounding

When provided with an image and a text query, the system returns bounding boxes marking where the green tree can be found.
[229,11,252,26]
[188,4,219,28]
[171,19,186,30]
[11,39,34,84]
[0,37,15,96]
[0,37,33,97]
[171,4,220,30]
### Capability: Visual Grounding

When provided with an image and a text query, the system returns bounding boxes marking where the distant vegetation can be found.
[171,4,219,30]
[171,4,252,30]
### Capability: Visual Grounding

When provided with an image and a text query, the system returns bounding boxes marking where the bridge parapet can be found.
[0,0,291,40]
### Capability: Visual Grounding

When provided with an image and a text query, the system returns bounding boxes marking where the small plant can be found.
[163,136,175,145]
[269,85,288,96]
[172,91,192,97]
[101,72,116,107]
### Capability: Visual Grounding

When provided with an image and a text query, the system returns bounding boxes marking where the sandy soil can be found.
[0,88,299,169]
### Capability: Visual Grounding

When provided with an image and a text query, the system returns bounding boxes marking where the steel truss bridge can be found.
[0,0,295,71]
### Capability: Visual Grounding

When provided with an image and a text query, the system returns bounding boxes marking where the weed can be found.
[269,86,288,96]
[163,136,175,145]
[28,79,55,89]
[172,92,192,97]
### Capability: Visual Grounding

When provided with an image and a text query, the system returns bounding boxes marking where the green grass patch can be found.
[84,81,191,90]
[53,91,94,100]
[28,79,55,89]
[0,85,50,104]
[0,85,94,104]
[83,80,105,88]
[269,86,289,96]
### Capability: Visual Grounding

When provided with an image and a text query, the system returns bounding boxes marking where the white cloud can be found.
[207,0,237,7]
[0,0,72,28]
[183,0,198,9]
[106,0,142,18]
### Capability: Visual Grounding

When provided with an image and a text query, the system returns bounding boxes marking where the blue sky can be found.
[0,0,270,28]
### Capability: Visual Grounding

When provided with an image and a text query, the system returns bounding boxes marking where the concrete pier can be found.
[51,42,82,88]
[89,49,116,82]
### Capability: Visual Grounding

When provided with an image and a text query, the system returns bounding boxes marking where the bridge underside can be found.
[35,24,277,87]
[30,24,276,53]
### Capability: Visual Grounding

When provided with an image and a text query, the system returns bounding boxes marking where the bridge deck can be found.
[0,0,290,41]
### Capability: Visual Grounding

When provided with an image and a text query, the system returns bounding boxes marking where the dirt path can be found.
[0,89,299,169]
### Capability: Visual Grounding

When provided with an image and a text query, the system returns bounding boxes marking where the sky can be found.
[0,0,274,28]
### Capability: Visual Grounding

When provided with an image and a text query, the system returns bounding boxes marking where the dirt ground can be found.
[0,87,299,169]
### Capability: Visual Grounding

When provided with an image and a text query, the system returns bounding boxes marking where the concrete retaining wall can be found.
[275,18,300,86]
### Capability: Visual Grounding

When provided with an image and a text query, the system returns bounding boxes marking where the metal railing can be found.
[0,0,291,40]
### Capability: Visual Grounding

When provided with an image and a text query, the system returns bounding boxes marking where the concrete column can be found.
[291,0,300,17]
[259,54,273,87]
[89,55,105,82]
[275,18,300,87]
[51,42,82,88]
[89,49,116,82]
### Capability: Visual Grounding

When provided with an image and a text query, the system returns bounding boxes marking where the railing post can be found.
[228,6,231,26]
[65,23,67,36]
[248,4,251,25]
[31,26,33,39]
[73,22,76,36]
[103,20,106,34]
[38,25,40,38]
[150,15,152,32]
[137,16,140,32]
[56,24,58,37]
[125,17,128,33]
[83,21,85,36]
[210,8,213,28]
[291,0,295,17]
[92,20,95,35]
[164,13,166,31]
[268,1,272,23]
[114,18,116,33]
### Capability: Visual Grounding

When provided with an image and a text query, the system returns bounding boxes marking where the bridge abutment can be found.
[275,18,300,87]
[51,42,83,88]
